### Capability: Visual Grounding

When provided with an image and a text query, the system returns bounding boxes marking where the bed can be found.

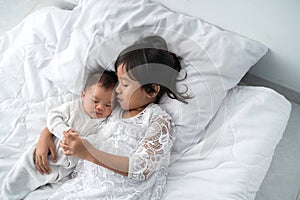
[0,0,292,199]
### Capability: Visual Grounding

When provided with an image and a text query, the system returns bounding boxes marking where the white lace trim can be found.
[57,104,174,200]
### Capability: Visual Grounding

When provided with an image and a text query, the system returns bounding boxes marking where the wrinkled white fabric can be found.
[1,98,105,200]
[0,3,292,200]
[50,103,175,199]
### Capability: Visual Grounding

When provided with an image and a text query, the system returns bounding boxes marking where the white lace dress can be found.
[50,103,175,200]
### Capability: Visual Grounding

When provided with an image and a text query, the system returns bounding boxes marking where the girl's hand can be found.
[34,127,57,174]
[60,131,90,159]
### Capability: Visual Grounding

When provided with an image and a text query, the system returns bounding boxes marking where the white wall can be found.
[152,0,300,93]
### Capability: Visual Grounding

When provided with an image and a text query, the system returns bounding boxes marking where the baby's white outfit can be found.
[49,103,175,200]
[1,99,105,200]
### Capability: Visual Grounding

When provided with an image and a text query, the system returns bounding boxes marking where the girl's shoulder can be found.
[146,103,165,113]
[109,104,172,123]
[146,103,172,121]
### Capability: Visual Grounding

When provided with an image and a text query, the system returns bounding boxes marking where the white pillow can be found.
[62,0,80,5]
[43,0,267,160]
[163,86,291,199]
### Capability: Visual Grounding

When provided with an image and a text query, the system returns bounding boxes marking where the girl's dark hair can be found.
[115,36,190,104]
[85,70,118,90]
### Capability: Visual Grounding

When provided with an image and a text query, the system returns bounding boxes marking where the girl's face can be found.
[81,84,114,119]
[115,64,156,114]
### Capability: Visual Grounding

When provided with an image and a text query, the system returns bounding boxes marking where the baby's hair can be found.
[115,36,190,104]
[84,69,118,90]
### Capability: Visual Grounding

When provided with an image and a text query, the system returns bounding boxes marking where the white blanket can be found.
[0,6,74,184]
[0,6,291,200]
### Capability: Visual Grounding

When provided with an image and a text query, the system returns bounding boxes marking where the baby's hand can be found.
[62,129,77,145]
[60,131,88,159]
[66,128,76,134]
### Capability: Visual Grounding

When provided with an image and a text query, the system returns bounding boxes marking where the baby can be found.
[1,70,118,200]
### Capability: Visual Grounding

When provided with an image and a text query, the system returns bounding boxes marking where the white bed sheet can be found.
[0,6,291,200]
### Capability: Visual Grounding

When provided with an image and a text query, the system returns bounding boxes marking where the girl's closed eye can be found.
[120,80,129,87]
[119,77,130,87]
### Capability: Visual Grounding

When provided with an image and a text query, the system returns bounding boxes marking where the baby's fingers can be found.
[59,141,72,155]
[59,141,68,150]
[70,131,79,137]
[63,131,70,138]
[62,149,72,156]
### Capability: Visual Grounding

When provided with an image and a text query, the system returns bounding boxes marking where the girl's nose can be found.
[115,82,121,94]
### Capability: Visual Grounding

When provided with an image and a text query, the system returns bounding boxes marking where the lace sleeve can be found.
[128,114,174,181]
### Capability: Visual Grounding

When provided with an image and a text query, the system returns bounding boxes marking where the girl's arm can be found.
[128,114,174,181]
[60,131,129,176]
[60,114,174,179]
[34,127,57,174]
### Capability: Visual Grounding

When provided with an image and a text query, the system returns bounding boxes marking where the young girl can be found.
[38,36,189,199]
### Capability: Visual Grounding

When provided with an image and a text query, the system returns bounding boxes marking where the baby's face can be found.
[81,84,114,119]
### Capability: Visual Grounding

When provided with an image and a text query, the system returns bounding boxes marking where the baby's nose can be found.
[96,104,104,111]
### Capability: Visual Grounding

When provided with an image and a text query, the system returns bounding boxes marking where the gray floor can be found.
[255,101,300,200]
[1,1,300,200]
